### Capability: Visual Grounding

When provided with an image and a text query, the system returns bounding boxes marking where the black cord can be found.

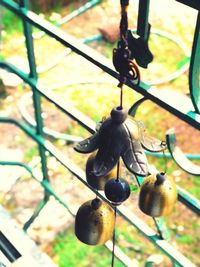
[162,148,168,174]
[116,160,120,181]
[120,0,129,6]
[111,207,117,267]
[120,86,123,109]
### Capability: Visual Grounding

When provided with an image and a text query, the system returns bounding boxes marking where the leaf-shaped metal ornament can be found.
[74,107,149,177]
[122,139,148,176]
[137,120,166,152]
[93,146,120,177]
[74,132,100,153]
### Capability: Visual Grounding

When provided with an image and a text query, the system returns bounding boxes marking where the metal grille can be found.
[0,0,199,266]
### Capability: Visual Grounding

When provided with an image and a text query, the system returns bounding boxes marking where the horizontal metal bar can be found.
[0,117,197,267]
[176,0,200,10]
[177,186,200,215]
[0,231,21,263]
[1,0,200,131]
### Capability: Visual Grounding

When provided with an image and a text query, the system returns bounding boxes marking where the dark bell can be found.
[104,178,131,205]
[75,198,115,245]
[139,172,177,217]
[86,153,117,190]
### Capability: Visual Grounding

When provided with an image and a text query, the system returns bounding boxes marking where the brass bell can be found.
[75,198,115,245]
[139,172,177,217]
[86,153,117,190]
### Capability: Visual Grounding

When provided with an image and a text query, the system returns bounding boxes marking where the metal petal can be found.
[92,146,120,177]
[122,139,148,176]
[137,120,166,152]
[141,134,166,152]
[74,133,99,153]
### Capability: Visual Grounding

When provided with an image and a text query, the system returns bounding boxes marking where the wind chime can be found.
[74,0,177,265]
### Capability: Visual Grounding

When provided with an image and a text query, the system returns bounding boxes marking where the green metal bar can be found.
[137,0,150,41]
[23,199,47,231]
[0,6,3,48]
[189,11,200,113]
[19,0,37,79]
[177,186,200,215]
[20,0,48,178]
[18,0,50,229]
[176,0,200,10]
[0,0,200,131]
[56,0,102,26]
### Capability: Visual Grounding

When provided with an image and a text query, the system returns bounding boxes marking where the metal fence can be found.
[0,0,199,266]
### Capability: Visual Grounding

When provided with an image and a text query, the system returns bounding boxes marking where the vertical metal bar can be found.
[19,0,48,179]
[137,0,150,41]
[0,5,3,50]
[19,0,49,229]
[189,11,200,113]
[23,200,47,231]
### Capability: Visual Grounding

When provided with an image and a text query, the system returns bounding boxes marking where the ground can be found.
[0,0,200,266]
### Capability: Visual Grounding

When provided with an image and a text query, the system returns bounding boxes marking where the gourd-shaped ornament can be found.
[139,172,177,217]
[86,152,118,190]
[75,198,115,245]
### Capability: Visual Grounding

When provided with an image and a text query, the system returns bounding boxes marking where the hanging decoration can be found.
[74,0,177,266]
[75,198,115,245]
[139,172,177,217]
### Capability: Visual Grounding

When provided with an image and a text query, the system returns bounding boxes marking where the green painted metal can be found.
[176,0,200,10]
[189,11,200,113]
[19,0,50,230]
[137,0,150,41]
[0,0,199,266]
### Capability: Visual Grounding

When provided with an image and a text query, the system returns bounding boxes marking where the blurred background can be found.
[0,0,199,266]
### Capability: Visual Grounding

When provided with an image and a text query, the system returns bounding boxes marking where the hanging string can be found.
[162,145,168,174]
[111,206,117,267]
[111,2,129,267]
[120,86,123,109]
[116,160,121,181]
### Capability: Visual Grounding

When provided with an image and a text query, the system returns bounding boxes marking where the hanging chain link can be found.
[113,0,140,89]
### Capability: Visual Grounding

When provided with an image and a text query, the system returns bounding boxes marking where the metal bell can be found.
[75,198,115,245]
[139,172,177,217]
[86,153,118,190]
